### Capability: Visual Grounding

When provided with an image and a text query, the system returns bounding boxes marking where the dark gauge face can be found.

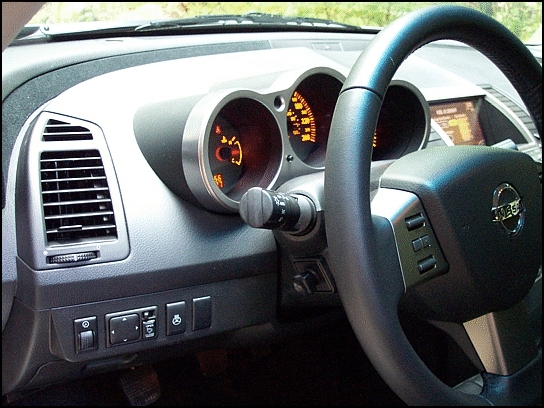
[372,82,429,161]
[286,91,317,161]
[208,116,244,194]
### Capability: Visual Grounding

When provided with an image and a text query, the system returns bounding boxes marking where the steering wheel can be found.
[324,5,542,406]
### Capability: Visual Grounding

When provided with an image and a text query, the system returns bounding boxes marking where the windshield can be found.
[28,2,542,44]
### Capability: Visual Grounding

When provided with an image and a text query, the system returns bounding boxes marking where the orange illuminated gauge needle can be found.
[231,140,242,166]
[216,135,243,166]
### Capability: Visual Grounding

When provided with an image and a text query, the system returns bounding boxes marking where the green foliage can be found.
[29,2,542,42]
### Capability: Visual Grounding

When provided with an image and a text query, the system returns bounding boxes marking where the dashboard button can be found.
[77,330,94,351]
[74,316,97,353]
[109,314,140,345]
[166,302,186,336]
[142,320,157,339]
[192,296,212,331]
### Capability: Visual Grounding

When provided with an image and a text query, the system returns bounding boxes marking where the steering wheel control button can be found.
[417,256,437,274]
[420,235,430,248]
[109,314,140,345]
[192,296,212,331]
[74,316,97,353]
[412,235,431,252]
[405,213,426,231]
[166,302,186,336]
[411,238,423,252]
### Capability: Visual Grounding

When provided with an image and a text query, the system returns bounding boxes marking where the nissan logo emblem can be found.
[491,183,524,237]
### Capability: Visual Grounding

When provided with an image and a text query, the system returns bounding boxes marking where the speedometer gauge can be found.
[287,91,317,161]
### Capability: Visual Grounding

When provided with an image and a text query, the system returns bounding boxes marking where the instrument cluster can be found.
[180,70,344,213]
[137,69,430,214]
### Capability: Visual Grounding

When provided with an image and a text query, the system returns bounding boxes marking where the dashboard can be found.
[12,43,538,221]
[2,22,542,402]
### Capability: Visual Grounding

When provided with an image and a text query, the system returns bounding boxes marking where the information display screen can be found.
[430,99,485,145]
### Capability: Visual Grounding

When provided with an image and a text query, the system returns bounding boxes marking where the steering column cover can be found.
[326,89,488,406]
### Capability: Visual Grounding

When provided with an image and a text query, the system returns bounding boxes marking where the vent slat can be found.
[46,224,117,233]
[41,156,101,163]
[40,149,117,245]
[42,119,93,141]
[42,187,109,194]
[40,176,107,183]
[43,198,112,206]
[44,211,114,220]
[41,166,105,172]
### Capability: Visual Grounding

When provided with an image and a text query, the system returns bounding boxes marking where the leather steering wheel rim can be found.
[324,5,542,406]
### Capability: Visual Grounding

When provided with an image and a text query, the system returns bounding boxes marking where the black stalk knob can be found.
[239,187,315,234]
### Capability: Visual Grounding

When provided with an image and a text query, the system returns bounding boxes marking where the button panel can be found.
[69,296,214,354]
[105,306,158,347]
[371,189,449,289]
[50,276,274,364]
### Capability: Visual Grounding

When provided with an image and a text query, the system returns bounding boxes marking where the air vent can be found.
[480,85,539,139]
[40,150,118,245]
[42,119,93,141]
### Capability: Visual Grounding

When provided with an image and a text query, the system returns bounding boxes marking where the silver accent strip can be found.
[430,118,455,146]
[483,90,539,144]
[464,302,538,375]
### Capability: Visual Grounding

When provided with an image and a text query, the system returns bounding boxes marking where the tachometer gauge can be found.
[287,91,317,161]
[208,116,244,194]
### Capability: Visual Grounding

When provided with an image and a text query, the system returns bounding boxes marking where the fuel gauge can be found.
[208,116,244,194]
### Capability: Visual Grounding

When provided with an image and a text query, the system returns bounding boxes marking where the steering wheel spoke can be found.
[371,188,448,290]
